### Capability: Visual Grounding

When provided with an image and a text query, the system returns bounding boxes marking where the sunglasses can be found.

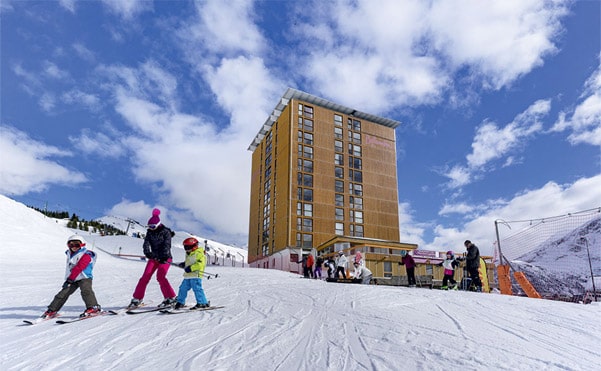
[68,243,82,248]
[148,224,159,230]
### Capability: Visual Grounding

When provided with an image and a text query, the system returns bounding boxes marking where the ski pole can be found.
[169,262,218,279]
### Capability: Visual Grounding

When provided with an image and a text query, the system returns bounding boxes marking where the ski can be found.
[23,314,61,325]
[159,305,224,314]
[126,306,171,315]
[55,311,116,324]
[111,301,150,315]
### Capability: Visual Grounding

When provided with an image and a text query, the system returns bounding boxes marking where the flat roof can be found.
[248,88,401,151]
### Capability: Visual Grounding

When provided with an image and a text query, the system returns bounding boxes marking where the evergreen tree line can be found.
[28,205,127,236]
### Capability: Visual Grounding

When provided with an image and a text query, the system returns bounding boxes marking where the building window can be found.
[297,187,313,202]
[265,154,272,167]
[297,159,313,173]
[303,105,314,118]
[349,196,363,210]
[426,265,433,275]
[334,127,343,139]
[383,261,392,277]
[348,143,361,157]
[335,180,344,193]
[335,208,344,221]
[296,202,312,217]
[264,179,271,193]
[348,118,361,132]
[298,117,313,131]
[348,131,361,144]
[349,183,362,196]
[349,156,362,169]
[334,153,344,166]
[334,140,343,152]
[335,194,344,207]
[297,218,313,232]
[297,173,313,187]
[265,166,271,178]
[349,169,362,182]
[298,131,313,145]
[350,210,363,223]
[335,223,344,235]
[334,114,343,126]
[298,145,313,159]
[335,167,344,179]
[302,233,313,247]
[350,224,363,237]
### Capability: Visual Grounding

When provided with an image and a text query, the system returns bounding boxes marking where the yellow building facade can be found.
[248,88,405,270]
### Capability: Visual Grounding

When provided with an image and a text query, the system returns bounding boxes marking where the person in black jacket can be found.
[128,208,177,308]
[463,240,482,292]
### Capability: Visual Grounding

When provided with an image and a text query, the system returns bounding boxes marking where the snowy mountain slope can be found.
[517,216,601,276]
[0,194,600,371]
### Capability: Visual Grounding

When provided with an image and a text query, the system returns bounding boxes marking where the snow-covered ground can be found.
[0,194,600,371]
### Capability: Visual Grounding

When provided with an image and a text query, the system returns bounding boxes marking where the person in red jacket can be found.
[42,235,101,319]
[306,254,315,278]
[399,251,416,287]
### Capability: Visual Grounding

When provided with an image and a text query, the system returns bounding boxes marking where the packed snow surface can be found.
[1,195,599,370]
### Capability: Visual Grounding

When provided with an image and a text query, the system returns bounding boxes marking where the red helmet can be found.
[183,237,199,249]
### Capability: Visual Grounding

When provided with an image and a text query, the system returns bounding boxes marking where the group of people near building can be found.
[40,208,211,319]
[300,239,484,291]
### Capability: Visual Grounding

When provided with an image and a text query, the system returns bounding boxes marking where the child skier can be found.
[174,237,210,310]
[439,250,459,290]
[42,235,101,318]
[128,208,177,309]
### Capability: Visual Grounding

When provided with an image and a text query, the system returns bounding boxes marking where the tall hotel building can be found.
[248,88,416,276]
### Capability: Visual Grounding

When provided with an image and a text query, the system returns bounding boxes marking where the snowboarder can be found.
[463,240,482,292]
[41,235,101,318]
[438,250,459,290]
[353,262,373,284]
[128,208,177,309]
[335,251,348,279]
[174,237,210,310]
[399,251,416,287]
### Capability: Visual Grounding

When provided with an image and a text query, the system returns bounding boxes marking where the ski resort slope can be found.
[0,195,600,371]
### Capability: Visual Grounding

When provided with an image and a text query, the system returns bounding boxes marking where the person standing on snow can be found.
[314,256,324,279]
[128,208,177,308]
[463,240,482,292]
[306,253,315,278]
[438,251,459,290]
[42,235,101,318]
[335,251,348,279]
[399,251,416,287]
[353,262,373,284]
[325,258,336,279]
[174,237,210,310]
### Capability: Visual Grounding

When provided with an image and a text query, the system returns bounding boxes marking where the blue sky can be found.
[1,0,600,254]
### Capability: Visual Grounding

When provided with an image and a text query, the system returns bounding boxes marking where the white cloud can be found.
[444,99,551,188]
[101,0,152,19]
[62,89,101,111]
[397,202,428,246]
[72,43,95,62]
[59,0,75,13]
[42,61,70,80]
[189,0,265,57]
[551,60,601,145]
[428,175,601,255]
[69,129,125,159]
[107,199,168,227]
[429,0,567,89]
[0,125,87,195]
[291,0,568,114]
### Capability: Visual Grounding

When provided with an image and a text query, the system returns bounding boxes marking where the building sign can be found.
[413,250,437,258]
[290,253,299,263]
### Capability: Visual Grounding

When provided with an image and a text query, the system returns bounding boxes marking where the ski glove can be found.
[144,252,153,260]
[157,259,168,264]
[62,279,74,289]
[177,262,185,268]
[184,266,192,273]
